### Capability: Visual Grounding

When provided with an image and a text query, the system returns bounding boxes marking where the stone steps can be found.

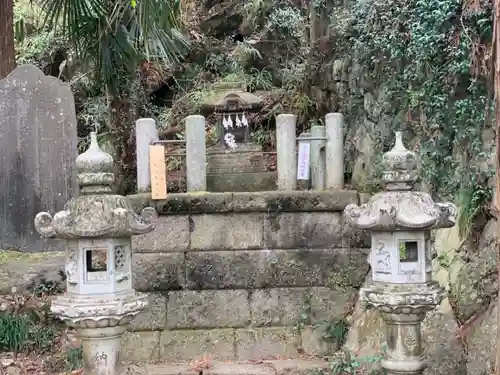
[145,359,330,375]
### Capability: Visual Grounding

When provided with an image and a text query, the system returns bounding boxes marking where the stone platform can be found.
[144,359,330,375]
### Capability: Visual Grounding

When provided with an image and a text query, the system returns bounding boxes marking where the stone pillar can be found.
[80,326,127,374]
[34,132,157,375]
[325,113,344,189]
[381,313,426,374]
[343,131,457,375]
[276,114,297,190]
[135,118,159,193]
[310,125,326,190]
[185,115,207,192]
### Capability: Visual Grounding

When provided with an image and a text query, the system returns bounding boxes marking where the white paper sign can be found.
[297,141,311,180]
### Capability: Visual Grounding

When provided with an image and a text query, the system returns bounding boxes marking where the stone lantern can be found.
[343,131,457,375]
[34,132,157,375]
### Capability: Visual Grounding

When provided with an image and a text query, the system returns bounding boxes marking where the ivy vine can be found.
[342,0,494,237]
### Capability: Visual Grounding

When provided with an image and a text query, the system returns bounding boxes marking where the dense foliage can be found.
[342,0,494,237]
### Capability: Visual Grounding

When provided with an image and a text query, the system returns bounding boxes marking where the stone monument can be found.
[0,64,78,252]
[343,131,457,375]
[34,132,157,375]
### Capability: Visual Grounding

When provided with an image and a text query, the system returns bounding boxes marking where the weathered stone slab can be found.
[160,328,236,361]
[0,64,78,252]
[235,327,300,360]
[260,190,359,212]
[132,215,190,252]
[130,293,167,331]
[140,192,234,215]
[185,250,257,289]
[207,172,277,192]
[264,359,329,375]
[185,249,366,289]
[132,253,185,292]
[264,213,342,249]
[146,364,198,375]
[205,363,275,375]
[120,331,161,363]
[145,360,330,375]
[300,325,337,355]
[341,216,371,249]
[127,190,359,215]
[167,290,250,329]
[190,213,263,250]
[250,287,353,327]
[188,193,234,214]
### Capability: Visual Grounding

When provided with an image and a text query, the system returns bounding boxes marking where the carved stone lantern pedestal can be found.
[34,132,157,375]
[361,283,445,374]
[344,131,456,375]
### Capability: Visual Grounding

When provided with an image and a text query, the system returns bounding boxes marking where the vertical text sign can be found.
[149,145,167,200]
[297,141,311,180]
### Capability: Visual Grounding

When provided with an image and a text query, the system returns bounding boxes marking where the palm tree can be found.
[40,0,190,193]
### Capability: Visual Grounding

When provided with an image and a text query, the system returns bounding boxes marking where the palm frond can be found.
[39,0,106,39]
[40,0,191,91]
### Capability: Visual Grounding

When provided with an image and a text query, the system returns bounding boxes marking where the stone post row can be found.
[135,116,207,193]
[276,112,345,191]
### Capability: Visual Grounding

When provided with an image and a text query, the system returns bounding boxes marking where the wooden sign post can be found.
[149,145,167,200]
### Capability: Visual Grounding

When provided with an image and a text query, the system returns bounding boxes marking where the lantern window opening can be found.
[85,248,108,282]
[398,240,419,263]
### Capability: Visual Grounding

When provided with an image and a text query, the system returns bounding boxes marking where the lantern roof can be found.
[344,131,457,231]
[34,132,157,239]
[201,82,263,113]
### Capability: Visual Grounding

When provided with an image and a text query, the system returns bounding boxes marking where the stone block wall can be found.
[124,191,370,363]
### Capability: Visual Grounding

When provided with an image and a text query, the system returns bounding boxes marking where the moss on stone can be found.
[190,192,233,213]
[127,190,358,215]
[328,262,364,292]
[156,194,193,214]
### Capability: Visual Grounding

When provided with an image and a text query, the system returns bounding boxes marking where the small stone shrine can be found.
[201,82,271,191]
[202,82,263,149]
[343,131,457,375]
[34,132,157,375]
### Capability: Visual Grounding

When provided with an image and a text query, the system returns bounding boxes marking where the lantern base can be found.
[51,291,148,328]
[79,325,127,375]
[360,283,444,375]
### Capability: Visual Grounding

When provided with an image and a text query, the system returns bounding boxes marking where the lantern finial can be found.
[75,132,114,194]
[381,131,418,191]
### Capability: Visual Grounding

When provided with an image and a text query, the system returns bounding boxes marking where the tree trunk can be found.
[493,0,500,373]
[0,0,16,79]
[106,86,137,195]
